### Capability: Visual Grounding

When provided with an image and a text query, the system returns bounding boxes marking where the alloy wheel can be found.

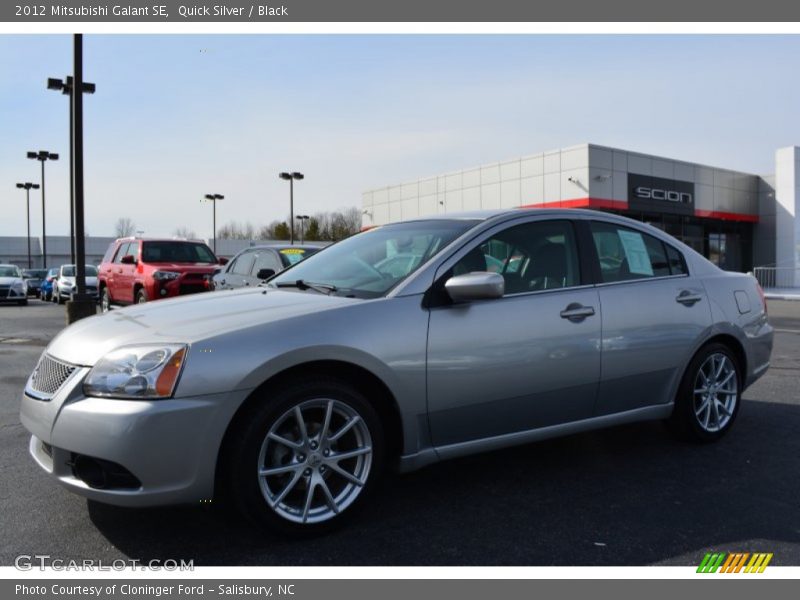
[693,353,738,433]
[257,398,373,524]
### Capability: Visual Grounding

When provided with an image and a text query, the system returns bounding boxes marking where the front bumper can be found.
[20,365,252,507]
[149,274,213,300]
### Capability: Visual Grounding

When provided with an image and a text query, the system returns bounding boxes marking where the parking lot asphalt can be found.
[1,299,799,566]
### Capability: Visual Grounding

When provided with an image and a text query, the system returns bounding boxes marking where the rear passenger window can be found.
[665,244,688,275]
[590,222,673,283]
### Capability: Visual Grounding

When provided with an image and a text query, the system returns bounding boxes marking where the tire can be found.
[668,342,742,442]
[18,299,27,306]
[222,377,385,535]
[100,287,112,313]
[56,291,64,305]
[136,288,148,304]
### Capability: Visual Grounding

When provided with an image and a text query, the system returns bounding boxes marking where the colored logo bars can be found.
[697,552,773,573]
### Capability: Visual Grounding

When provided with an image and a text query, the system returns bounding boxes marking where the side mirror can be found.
[444,272,504,303]
[218,257,229,266]
[256,268,276,280]
[120,254,136,265]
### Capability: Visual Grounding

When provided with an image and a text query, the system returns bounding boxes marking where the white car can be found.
[0,264,28,305]
[53,264,99,304]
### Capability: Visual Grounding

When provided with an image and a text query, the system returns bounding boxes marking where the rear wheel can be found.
[223,377,385,535]
[669,342,741,442]
[136,288,148,304]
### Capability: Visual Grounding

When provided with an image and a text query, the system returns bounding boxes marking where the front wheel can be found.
[136,288,148,304]
[669,343,742,442]
[223,378,385,535]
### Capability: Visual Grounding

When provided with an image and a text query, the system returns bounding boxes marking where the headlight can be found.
[12,281,25,291]
[83,344,188,399]
[153,271,181,281]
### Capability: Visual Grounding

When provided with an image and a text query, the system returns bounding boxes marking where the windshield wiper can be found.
[274,280,338,295]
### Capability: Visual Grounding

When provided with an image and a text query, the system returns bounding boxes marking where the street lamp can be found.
[202,193,224,254]
[279,171,304,245]
[15,182,40,269]
[47,75,96,265]
[26,150,58,268]
[295,215,310,244]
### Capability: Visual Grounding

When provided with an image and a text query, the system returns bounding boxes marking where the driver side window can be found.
[451,220,581,295]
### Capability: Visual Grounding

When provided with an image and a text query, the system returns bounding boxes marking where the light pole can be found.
[15,182,40,269]
[47,75,96,265]
[26,150,58,268]
[202,194,224,254]
[295,215,309,244]
[279,171,304,245]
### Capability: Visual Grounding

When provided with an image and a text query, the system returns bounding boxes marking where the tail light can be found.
[756,281,767,315]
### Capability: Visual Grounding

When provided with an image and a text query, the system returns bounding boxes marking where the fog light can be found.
[160,289,167,296]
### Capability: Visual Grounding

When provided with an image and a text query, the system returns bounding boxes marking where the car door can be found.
[426,218,602,448]
[223,250,256,289]
[114,241,137,304]
[587,220,712,416]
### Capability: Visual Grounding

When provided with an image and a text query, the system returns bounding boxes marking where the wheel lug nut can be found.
[323,449,330,457]
[310,442,318,450]
[297,454,305,461]
[319,466,326,473]
[304,468,311,476]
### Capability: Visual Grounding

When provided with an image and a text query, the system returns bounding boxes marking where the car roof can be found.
[238,244,321,252]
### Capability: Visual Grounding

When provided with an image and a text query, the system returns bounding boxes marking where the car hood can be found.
[0,276,22,285]
[46,287,358,366]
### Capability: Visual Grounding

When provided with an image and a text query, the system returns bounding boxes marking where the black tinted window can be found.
[142,242,216,264]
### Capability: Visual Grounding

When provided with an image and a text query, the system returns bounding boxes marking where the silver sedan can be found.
[20,209,773,534]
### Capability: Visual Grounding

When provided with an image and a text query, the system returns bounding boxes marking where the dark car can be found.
[212,245,320,291]
[22,269,49,297]
[39,268,59,301]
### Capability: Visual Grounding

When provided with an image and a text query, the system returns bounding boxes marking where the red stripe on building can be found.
[520,197,628,210]
[693,209,759,223]
[519,197,759,223]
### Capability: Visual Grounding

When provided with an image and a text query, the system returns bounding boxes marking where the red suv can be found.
[98,237,225,312]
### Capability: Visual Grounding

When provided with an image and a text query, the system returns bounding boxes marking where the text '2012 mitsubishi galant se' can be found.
[20,209,773,533]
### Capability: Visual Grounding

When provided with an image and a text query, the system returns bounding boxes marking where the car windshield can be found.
[23,269,48,278]
[278,247,319,267]
[61,265,98,277]
[0,266,21,277]
[269,220,479,298]
[142,241,217,263]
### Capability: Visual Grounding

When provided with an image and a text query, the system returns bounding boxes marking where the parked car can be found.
[21,209,773,534]
[0,264,27,305]
[52,265,99,304]
[98,237,224,312]
[39,267,59,301]
[22,269,48,297]
[213,245,320,291]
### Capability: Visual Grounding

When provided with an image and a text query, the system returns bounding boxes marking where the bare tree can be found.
[114,217,136,238]
[173,226,197,239]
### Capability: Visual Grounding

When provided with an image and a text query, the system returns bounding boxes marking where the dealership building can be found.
[362,143,800,283]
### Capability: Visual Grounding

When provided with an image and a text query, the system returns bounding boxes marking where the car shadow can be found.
[87,397,800,566]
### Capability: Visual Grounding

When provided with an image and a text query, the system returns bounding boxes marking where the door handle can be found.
[560,303,595,321]
[676,291,703,305]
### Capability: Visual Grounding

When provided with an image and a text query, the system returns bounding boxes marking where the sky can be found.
[1,34,800,238]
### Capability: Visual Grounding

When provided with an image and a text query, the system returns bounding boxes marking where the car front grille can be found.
[179,284,206,295]
[29,354,78,397]
[0,284,10,298]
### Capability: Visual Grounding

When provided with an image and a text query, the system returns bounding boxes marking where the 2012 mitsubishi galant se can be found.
[20,209,773,533]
